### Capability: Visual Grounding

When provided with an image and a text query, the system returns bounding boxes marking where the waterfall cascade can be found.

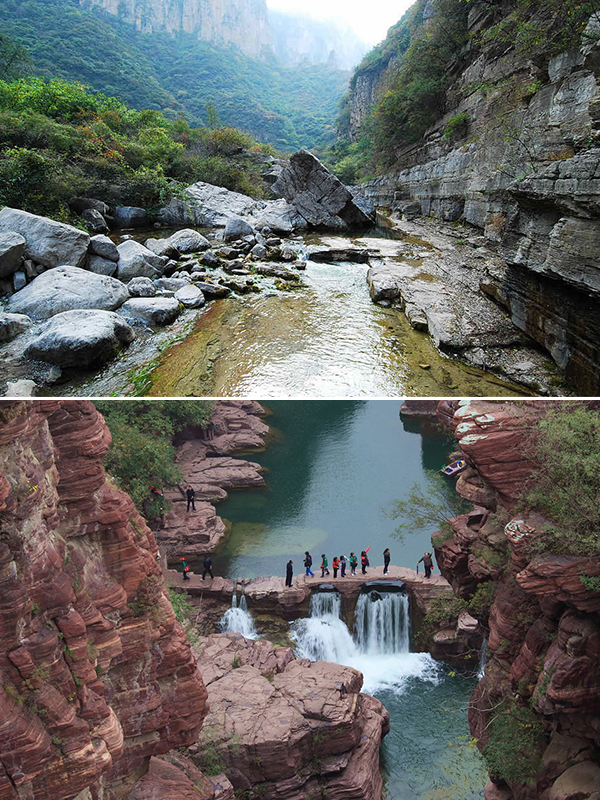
[220,590,258,639]
[291,588,439,694]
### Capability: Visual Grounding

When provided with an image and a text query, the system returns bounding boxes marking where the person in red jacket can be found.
[361,547,370,575]
[332,556,340,578]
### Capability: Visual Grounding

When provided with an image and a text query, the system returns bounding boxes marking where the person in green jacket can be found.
[349,552,358,576]
[320,554,330,577]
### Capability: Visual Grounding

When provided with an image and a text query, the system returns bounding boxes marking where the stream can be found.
[50,229,528,398]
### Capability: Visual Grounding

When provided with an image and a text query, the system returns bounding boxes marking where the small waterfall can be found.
[478,638,488,679]
[354,591,410,655]
[291,588,439,695]
[220,590,258,639]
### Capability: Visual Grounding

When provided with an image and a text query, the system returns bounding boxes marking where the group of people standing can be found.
[285,547,393,587]
[285,547,435,587]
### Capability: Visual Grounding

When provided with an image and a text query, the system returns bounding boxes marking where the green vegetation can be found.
[169,589,196,624]
[387,472,471,543]
[444,112,470,141]
[579,573,600,592]
[0,0,348,151]
[95,401,212,514]
[0,74,272,220]
[482,699,547,784]
[128,575,162,618]
[478,0,600,60]
[332,0,598,178]
[524,405,600,556]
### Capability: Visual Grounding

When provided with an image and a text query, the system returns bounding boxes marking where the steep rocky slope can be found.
[431,400,600,800]
[0,400,208,800]
[81,0,271,59]
[346,0,600,394]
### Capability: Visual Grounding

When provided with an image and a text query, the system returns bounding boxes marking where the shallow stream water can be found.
[146,256,525,398]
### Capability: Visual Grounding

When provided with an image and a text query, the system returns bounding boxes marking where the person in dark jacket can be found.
[201,555,214,580]
[383,548,391,575]
[180,557,190,581]
[418,552,434,578]
[186,486,196,512]
[285,559,293,587]
[361,548,370,575]
[304,551,315,577]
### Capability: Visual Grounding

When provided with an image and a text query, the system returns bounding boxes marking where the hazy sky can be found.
[267,0,415,46]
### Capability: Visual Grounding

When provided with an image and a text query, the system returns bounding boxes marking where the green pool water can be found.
[214,399,459,580]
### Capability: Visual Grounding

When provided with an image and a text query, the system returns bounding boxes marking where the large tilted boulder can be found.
[7,265,129,320]
[272,150,374,229]
[0,232,26,278]
[0,207,90,268]
[121,297,181,326]
[25,309,135,367]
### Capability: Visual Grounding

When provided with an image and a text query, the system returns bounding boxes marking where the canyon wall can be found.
[80,0,271,59]
[348,1,600,394]
[0,400,208,800]
[79,0,366,67]
[432,399,600,800]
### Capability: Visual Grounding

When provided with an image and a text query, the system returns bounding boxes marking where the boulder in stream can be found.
[25,309,135,367]
[121,296,181,326]
[8,266,129,320]
[0,207,90,269]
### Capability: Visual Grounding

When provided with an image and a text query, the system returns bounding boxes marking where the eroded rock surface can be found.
[0,401,208,800]
[191,633,389,800]
[158,401,269,559]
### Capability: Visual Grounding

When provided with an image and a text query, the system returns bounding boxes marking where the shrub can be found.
[444,112,470,141]
[482,700,547,784]
[525,405,600,556]
[387,472,471,542]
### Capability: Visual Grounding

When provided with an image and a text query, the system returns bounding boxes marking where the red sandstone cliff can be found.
[432,400,600,800]
[0,401,208,800]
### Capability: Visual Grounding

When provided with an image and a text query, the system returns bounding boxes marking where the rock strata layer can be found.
[0,401,208,800]
[429,399,600,800]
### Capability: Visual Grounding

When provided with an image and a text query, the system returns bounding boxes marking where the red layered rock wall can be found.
[0,401,208,800]
[432,399,600,800]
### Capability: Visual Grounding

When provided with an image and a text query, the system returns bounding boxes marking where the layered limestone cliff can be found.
[80,0,271,59]
[431,399,600,800]
[348,1,600,394]
[0,400,209,800]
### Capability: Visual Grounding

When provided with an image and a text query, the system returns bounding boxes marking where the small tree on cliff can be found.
[387,472,470,543]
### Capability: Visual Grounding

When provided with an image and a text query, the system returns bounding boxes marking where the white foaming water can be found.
[478,638,488,679]
[220,591,258,639]
[291,589,440,695]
